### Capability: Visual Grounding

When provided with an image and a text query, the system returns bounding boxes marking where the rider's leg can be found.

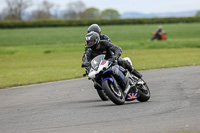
[118,58,142,79]
[111,65,128,87]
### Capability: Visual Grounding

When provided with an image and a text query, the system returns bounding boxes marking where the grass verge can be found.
[1,48,200,89]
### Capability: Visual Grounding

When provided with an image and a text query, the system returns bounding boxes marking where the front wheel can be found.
[94,83,109,101]
[102,79,125,105]
[96,89,109,101]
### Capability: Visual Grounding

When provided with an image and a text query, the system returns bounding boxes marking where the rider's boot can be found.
[125,61,142,78]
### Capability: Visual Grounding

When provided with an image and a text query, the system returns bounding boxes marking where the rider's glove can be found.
[108,56,118,62]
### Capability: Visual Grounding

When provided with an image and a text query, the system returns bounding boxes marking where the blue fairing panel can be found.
[101,77,113,83]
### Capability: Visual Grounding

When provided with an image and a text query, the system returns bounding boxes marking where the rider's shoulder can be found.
[101,34,112,41]
[100,40,110,45]
[100,40,114,49]
[101,34,109,39]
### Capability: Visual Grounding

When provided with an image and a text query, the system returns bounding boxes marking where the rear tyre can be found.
[136,79,151,102]
[102,79,125,105]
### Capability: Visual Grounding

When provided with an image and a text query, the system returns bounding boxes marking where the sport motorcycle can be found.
[86,54,151,105]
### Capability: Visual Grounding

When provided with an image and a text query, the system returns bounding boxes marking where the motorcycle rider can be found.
[152,25,162,40]
[82,24,112,63]
[82,24,112,74]
[81,31,142,79]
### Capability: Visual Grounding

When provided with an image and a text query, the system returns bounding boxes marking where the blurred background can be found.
[0,0,200,20]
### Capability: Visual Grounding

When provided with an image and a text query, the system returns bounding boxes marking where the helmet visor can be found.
[87,40,95,44]
[86,40,95,47]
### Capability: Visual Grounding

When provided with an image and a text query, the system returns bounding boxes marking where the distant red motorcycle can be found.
[152,32,167,40]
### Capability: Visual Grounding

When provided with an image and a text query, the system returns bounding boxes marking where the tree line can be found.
[0,0,120,21]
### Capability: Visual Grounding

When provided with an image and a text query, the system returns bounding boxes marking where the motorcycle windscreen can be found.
[91,55,105,71]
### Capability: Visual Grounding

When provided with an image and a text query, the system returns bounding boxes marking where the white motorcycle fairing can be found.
[88,60,111,79]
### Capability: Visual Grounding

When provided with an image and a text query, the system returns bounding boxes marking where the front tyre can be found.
[96,89,109,101]
[102,79,125,105]
[94,83,109,101]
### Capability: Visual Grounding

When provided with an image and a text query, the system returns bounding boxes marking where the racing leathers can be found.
[82,34,112,66]
[82,40,142,79]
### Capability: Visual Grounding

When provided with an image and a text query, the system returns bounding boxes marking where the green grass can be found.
[0,48,200,89]
[0,23,200,54]
[0,52,84,88]
[0,23,200,89]
[122,48,200,70]
[0,23,200,46]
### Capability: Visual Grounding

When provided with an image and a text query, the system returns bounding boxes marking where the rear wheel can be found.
[136,79,151,102]
[102,79,125,105]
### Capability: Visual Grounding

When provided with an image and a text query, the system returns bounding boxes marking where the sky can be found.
[0,0,200,14]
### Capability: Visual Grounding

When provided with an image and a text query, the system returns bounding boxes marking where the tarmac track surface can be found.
[0,65,200,133]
